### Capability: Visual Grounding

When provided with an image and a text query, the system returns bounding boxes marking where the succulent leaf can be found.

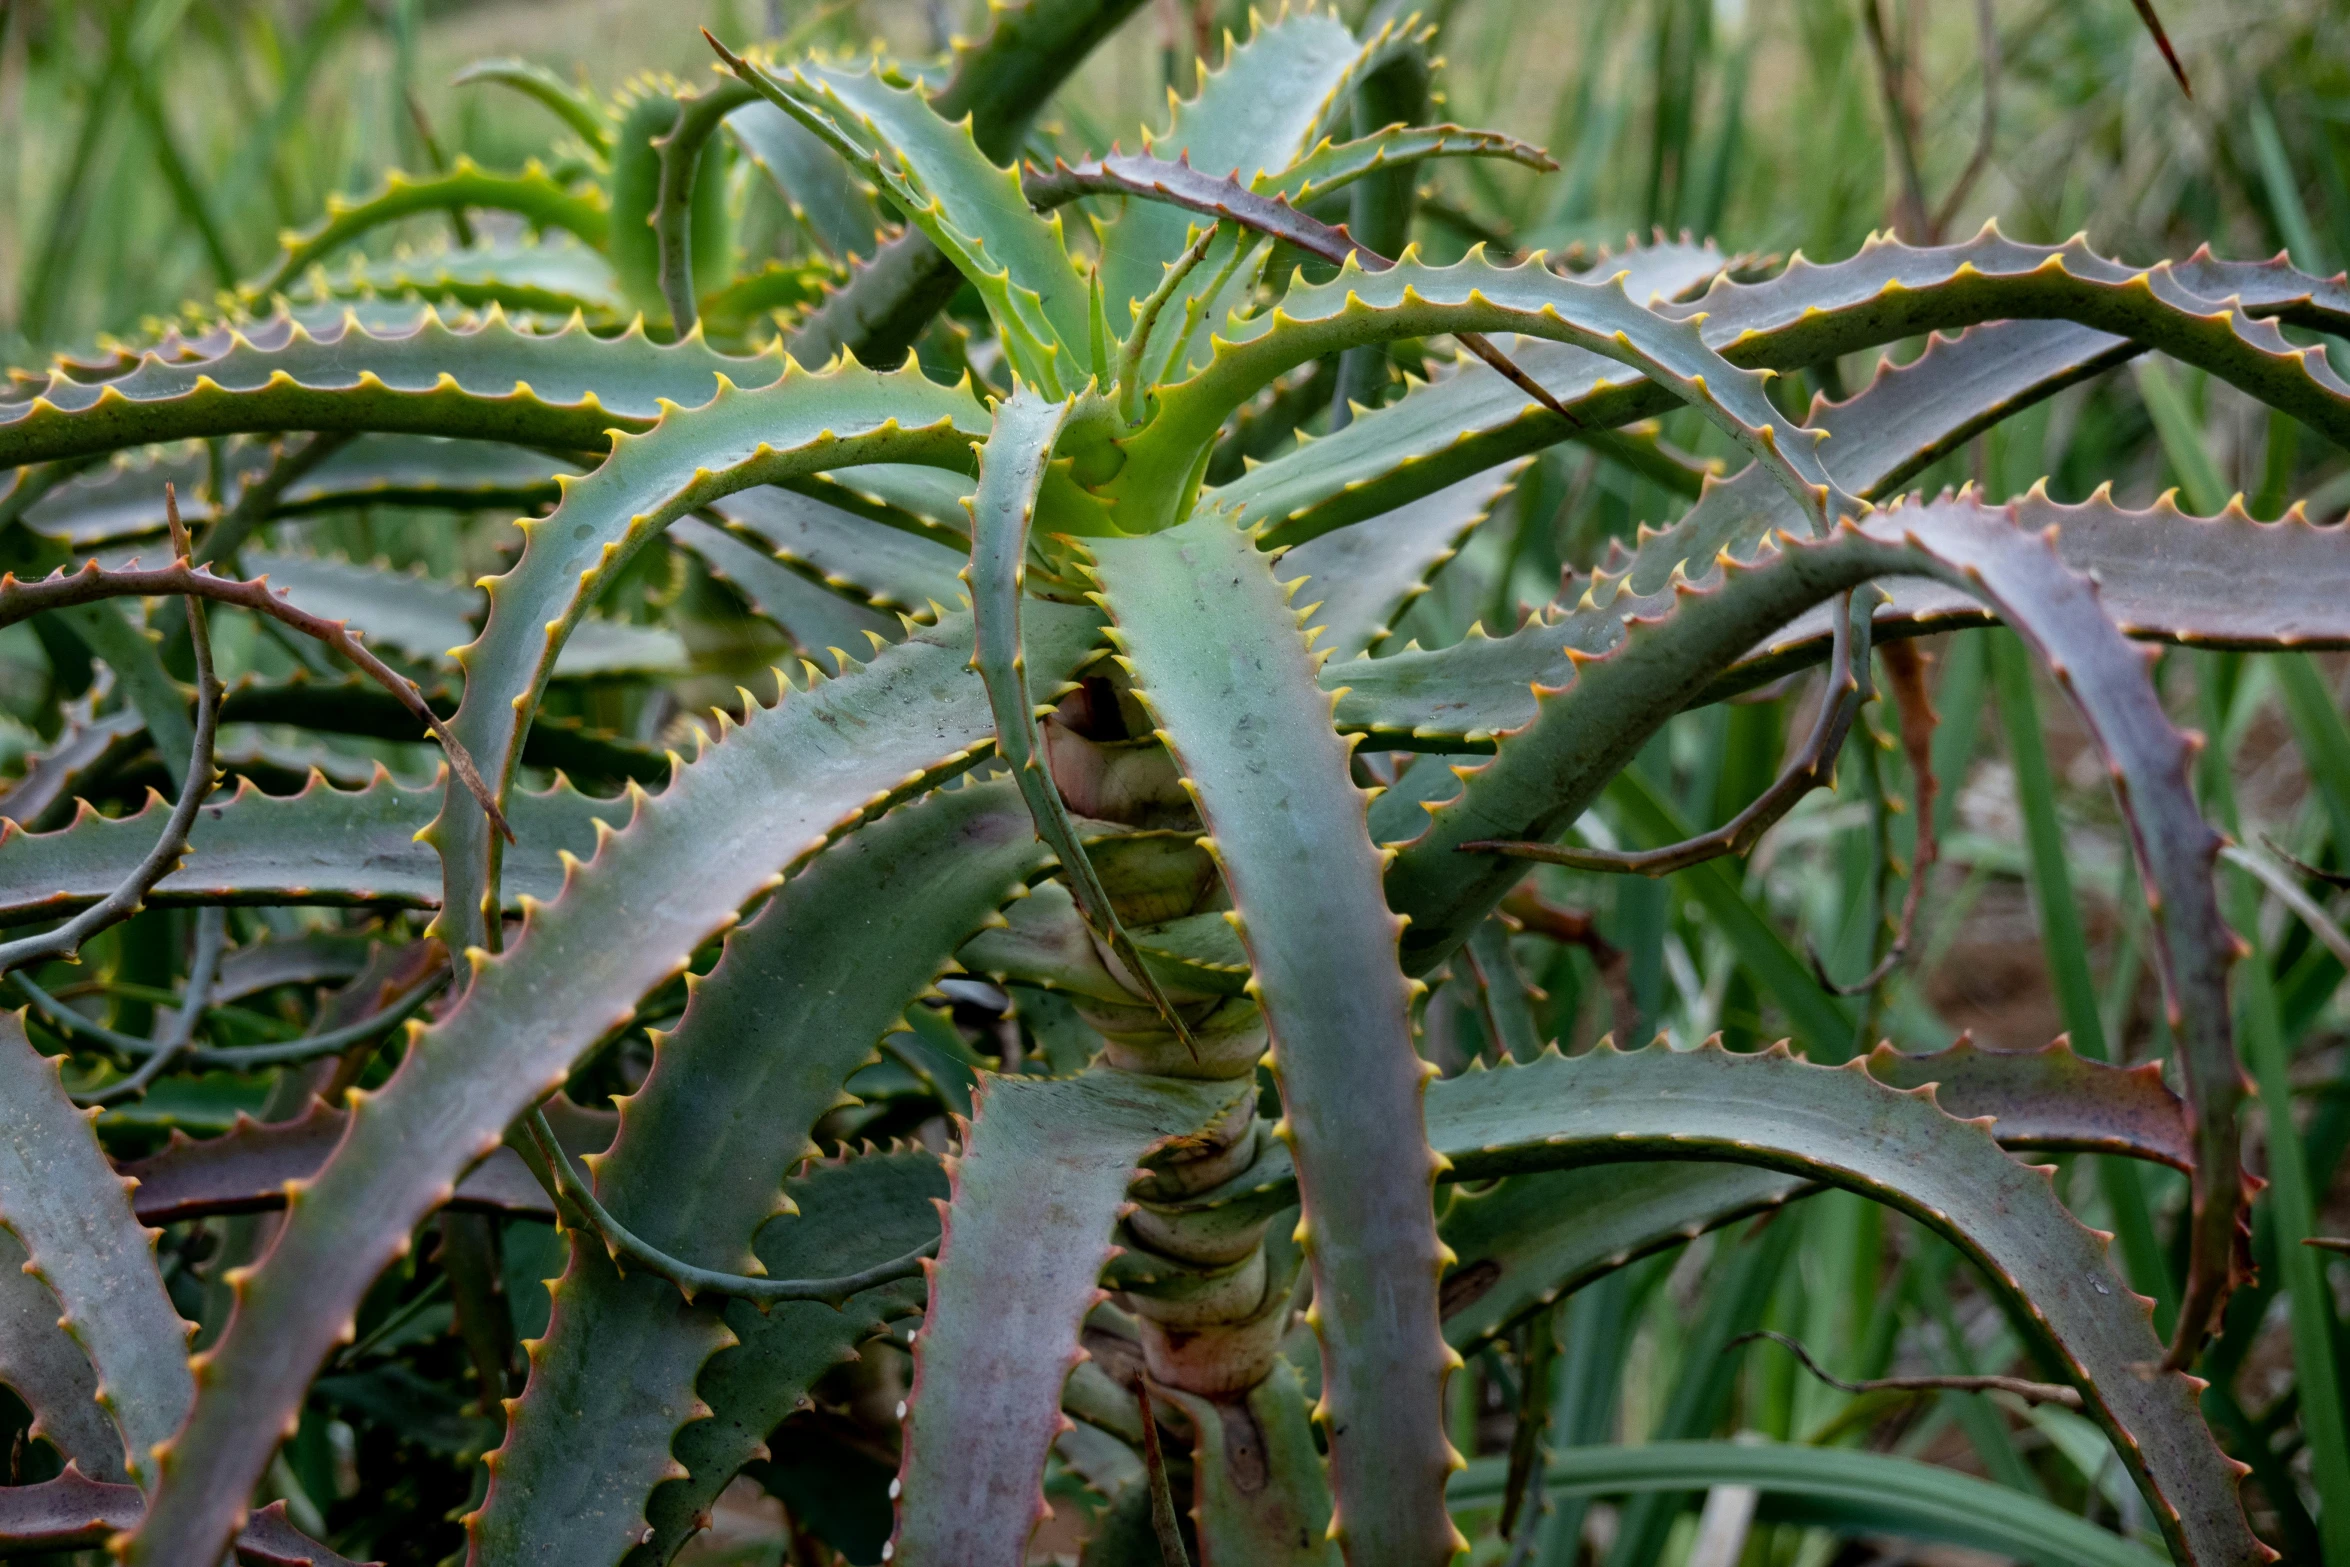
[121,606,1105,1563]
[253,160,612,295]
[0,1015,192,1493]
[0,308,790,472]
[475,778,1048,1563]
[1085,510,1462,1567]
[888,1069,1251,1567]
[419,358,990,954]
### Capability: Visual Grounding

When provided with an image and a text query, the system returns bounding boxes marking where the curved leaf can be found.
[1086,511,1461,1567]
[0,1015,191,1492]
[290,236,627,321]
[728,101,886,260]
[1092,7,1372,324]
[0,308,788,472]
[720,56,1095,391]
[255,159,611,293]
[1369,495,2244,1353]
[1437,1164,1806,1356]
[707,484,967,619]
[116,1096,604,1227]
[452,58,615,158]
[1281,462,1527,661]
[123,605,1104,1567]
[1211,1041,2260,1565]
[1222,230,2350,547]
[474,778,1047,1564]
[638,1147,944,1563]
[0,1229,128,1481]
[1866,1035,2192,1169]
[605,81,735,326]
[969,389,1193,1041]
[0,769,628,926]
[889,1068,1249,1567]
[0,1470,361,1564]
[668,514,902,657]
[422,359,989,953]
[1333,487,2350,752]
[234,549,687,676]
[1115,251,1856,539]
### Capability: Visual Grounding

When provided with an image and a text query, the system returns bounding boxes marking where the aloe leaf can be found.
[57,601,190,790]
[1157,1360,1339,1566]
[637,1146,944,1562]
[1248,122,1556,206]
[1031,122,1554,218]
[668,515,901,658]
[124,605,1104,1566]
[1309,1042,2257,1563]
[0,1229,130,1481]
[888,1069,1248,1567]
[1438,1036,2198,1357]
[0,309,791,471]
[215,675,668,787]
[1334,485,2350,754]
[1225,228,2350,546]
[720,55,1095,390]
[1374,495,2244,1354]
[928,0,1145,162]
[451,58,615,158]
[117,1096,603,1227]
[0,707,146,829]
[254,160,611,294]
[20,429,554,546]
[474,778,1047,1564]
[1092,8,1368,323]
[1200,238,1725,540]
[1086,510,1461,1567]
[1437,1164,1806,1357]
[802,462,977,551]
[0,1471,357,1562]
[423,359,991,955]
[1868,1034,2193,1164]
[0,770,628,925]
[1283,466,1526,663]
[289,235,627,321]
[0,1015,191,1492]
[728,101,886,260]
[1116,251,1856,539]
[697,258,841,339]
[606,80,735,328]
[761,0,1146,368]
[970,388,1194,1041]
[1615,320,2133,597]
[229,548,686,677]
[1449,1440,2167,1567]
[708,485,968,619]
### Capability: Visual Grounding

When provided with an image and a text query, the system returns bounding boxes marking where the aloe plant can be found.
[0,2,2342,1563]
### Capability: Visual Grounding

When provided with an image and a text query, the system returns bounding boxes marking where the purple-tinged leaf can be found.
[889,1069,1249,1567]
[1086,512,1461,1567]
[0,1015,191,1493]
[122,607,1104,1567]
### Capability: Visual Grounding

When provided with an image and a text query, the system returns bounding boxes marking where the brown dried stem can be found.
[1818,638,1940,995]
[1459,592,1865,877]
[0,486,224,975]
[0,554,513,842]
[1732,1329,2082,1409]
